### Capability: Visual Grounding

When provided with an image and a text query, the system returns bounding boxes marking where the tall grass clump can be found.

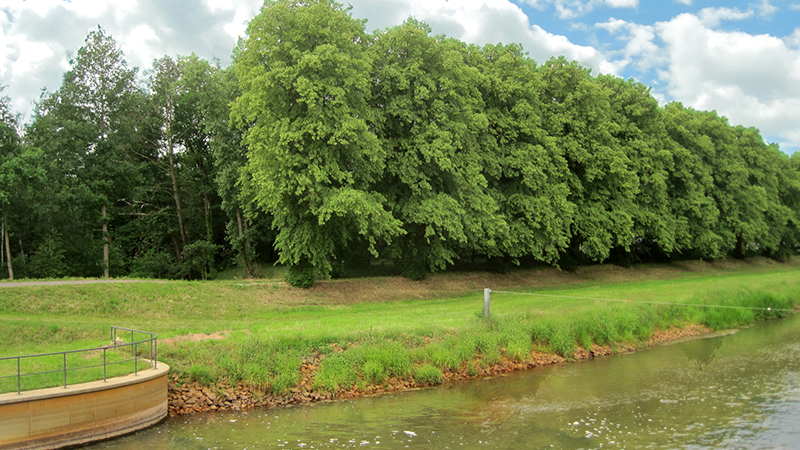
[349,340,413,384]
[549,324,577,358]
[425,335,475,371]
[413,363,443,385]
[314,352,358,392]
[685,288,797,331]
[695,290,793,330]
[168,336,304,394]
[497,320,532,361]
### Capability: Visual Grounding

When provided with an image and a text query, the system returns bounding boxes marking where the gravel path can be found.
[0,279,160,288]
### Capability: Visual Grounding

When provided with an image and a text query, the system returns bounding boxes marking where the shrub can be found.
[413,364,443,385]
[362,360,386,384]
[286,264,315,288]
[28,234,67,279]
[187,363,215,386]
[130,249,177,279]
[314,353,357,392]
[401,260,427,281]
[549,326,576,358]
[180,240,218,280]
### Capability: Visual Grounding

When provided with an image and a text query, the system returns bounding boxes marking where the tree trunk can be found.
[204,192,213,243]
[3,209,13,281]
[235,206,252,277]
[171,234,182,262]
[102,204,109,279]
[167,138,188,250]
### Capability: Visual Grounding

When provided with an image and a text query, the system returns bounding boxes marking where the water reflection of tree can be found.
[683,337,725,371]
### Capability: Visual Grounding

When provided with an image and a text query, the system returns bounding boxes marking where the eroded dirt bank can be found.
[167,324,709,416]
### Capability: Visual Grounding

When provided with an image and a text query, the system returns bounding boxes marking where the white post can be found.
[484,288,491,318]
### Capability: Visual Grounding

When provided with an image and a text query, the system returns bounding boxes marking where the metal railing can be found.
[0,326,158,395]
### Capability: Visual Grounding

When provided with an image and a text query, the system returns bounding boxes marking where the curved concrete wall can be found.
[0,362,169,450]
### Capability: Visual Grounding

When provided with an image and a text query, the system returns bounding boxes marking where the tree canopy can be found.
[1,2,798,285]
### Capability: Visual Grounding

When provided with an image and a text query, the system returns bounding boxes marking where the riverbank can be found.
[166,323,712,416]
[2,257,799,403]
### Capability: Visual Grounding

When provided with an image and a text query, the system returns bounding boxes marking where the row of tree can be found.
[2,0,799,284]
[1,28,273,281]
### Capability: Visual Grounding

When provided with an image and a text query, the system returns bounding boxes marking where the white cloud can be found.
[785,28,800,49]
[750,0,778,18]
[789,3,800,11]
[350,0,611,72]
[596,18,664,72]
[605,0,638,8]
[0,0,261,120]
[517,0,638,19]
[659,14,800,151]
[675,0,693,4]
[596,12,800,152]
[697,7,754,28]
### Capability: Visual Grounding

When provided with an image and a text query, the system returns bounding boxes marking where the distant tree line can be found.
[1,0,799,285]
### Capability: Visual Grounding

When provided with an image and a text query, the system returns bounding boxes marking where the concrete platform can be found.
[0,362,169,450]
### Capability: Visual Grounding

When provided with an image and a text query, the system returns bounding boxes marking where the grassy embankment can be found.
[1,258,799,395]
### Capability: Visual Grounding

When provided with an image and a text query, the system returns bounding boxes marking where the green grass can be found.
[1,258,799,394]
[0,347,152,393]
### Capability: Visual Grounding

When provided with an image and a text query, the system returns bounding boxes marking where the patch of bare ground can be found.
[167,323,711,416]
[245,257,797,306]
[161,331,231,346]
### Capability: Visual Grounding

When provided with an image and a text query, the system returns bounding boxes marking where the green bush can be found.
[314,353,357,392]
[130,249,178,279]
[286,264,315,288]
[187,363,215,385]
[549,326,576,358]
[401,260,428,281]
[28,234,67,279]
[361,359,386,384]
[180,240,218,280]
[413,363,443,385]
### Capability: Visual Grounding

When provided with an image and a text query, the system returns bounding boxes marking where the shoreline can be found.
[167,323,710,416]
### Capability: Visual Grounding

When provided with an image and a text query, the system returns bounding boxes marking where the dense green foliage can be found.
[1,1,798,283]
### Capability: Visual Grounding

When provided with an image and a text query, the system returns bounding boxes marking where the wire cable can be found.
[488,290,797,313]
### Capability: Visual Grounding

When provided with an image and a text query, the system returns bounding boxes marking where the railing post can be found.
[154,335,158,370]
[134,342,138,376]
[484,288,491,318]
[130,330,134,356]
[63,353,67,389]
[103,347,107,382]
[17,357,21,395]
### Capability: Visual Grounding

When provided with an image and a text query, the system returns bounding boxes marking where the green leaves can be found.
[7,6,798,282]
[234,0,393,277]
[232,2,800,281]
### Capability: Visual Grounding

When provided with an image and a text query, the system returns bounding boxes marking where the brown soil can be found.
[160,331,231,346]
[167,323,710,416]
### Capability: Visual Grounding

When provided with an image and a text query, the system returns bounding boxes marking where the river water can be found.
[87,314,800,449]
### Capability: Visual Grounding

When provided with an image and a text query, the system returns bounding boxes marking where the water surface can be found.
[86,314,800,449]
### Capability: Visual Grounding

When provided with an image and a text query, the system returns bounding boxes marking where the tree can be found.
[232,0,402,279]
[598,76,677,262]
[369,21,502,275]
[147,54,226,264]
[539,58,639,263]
[26,27,148,278]
[470,43,574,266]
[0,87,21,280]
[209,66,274,276]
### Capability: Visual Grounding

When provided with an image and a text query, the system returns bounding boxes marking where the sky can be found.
[1,0,799,154]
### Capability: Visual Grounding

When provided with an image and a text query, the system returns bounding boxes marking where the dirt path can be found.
[0,279,162,288]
